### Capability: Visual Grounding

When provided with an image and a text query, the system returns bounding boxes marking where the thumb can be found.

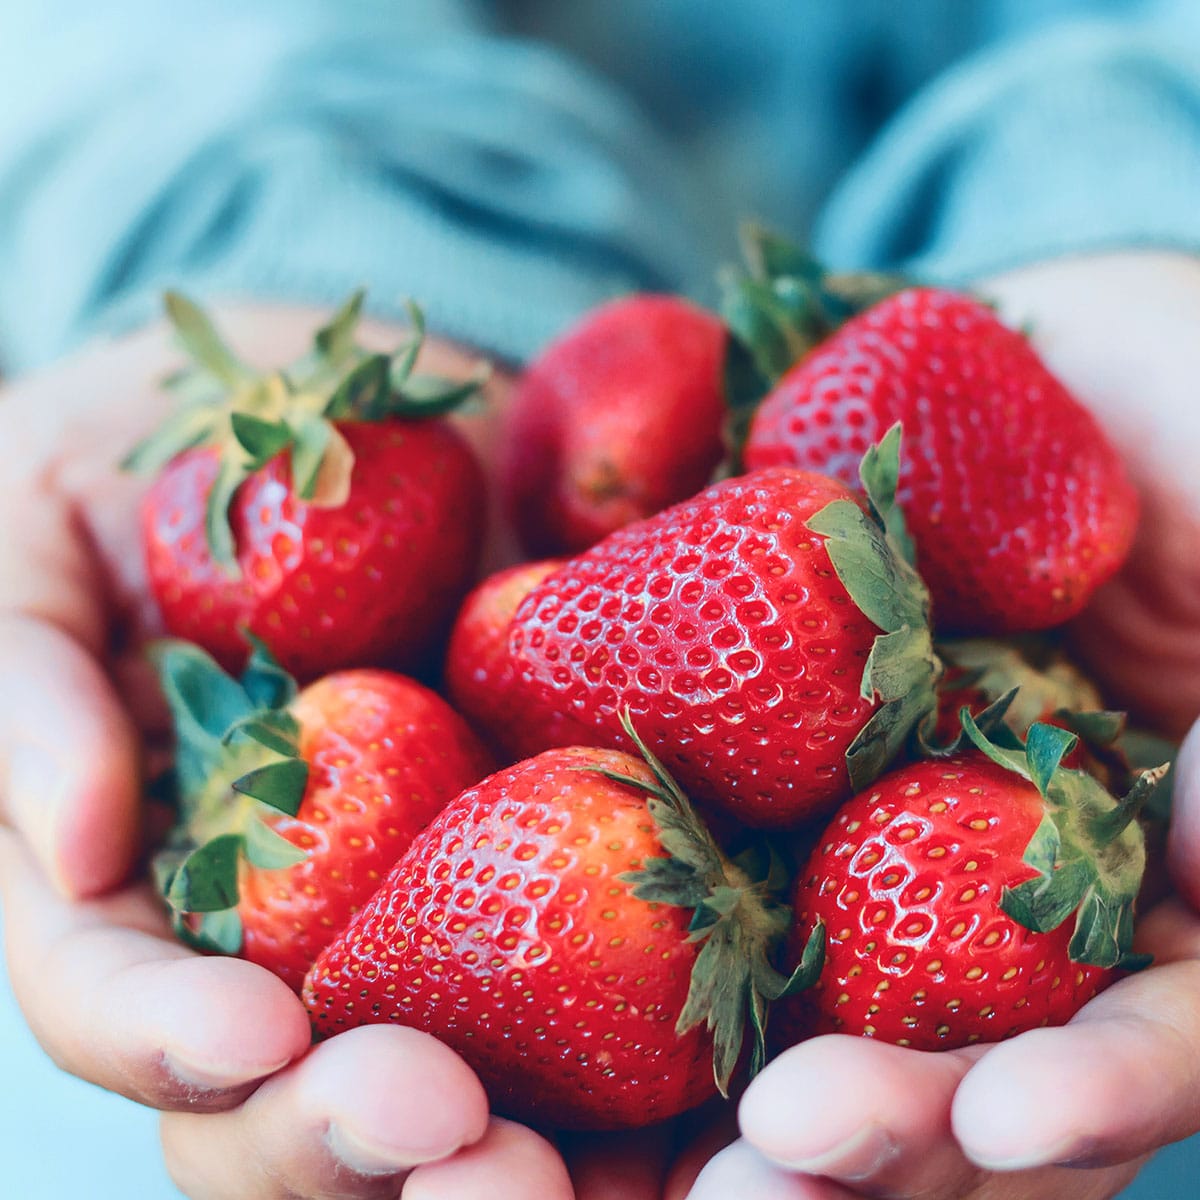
[0,615,141,897]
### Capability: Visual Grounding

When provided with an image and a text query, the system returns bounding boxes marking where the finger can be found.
[0,830,309,1109]
[403,1118,573,1200]
[563,1123,673,1200]
[739,1035,982,1198]
[1167,719,1200,910]
[685,1139,852,1200]
[664,1103,739,1200]
[969,1162,1143,1200]
[161,1027,489,1200]
[953,900,1200,1172]
[0,616,141,897]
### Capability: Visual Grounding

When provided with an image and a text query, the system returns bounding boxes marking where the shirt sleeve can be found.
[815,6,1200,282]
[0,0,707,373]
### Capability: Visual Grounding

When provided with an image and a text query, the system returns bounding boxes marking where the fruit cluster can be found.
[131,231,1168,1133]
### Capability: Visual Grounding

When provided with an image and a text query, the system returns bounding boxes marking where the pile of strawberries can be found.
[130,229,1167,1132]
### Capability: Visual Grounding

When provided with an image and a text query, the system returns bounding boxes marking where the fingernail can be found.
[772,1123,899,1180]
[965,1135,1082,1173]
[163,1049,292,1092]
[327,1122,459,1176]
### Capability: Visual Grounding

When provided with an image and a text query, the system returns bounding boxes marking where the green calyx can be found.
[937,637,1105,732]
[150,637,312,953]
[123,290,489,572]
[589,710,824,1097]
[720,224,909,458]
[806,424,942,793]
[960,709,1167,971]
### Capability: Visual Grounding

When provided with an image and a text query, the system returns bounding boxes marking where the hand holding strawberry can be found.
[0,304,538,1200]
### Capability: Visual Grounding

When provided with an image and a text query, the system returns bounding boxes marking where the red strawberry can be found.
[126,292,488,680]
[932,637,1105,750]
[493,432,942,830]
[443,558,565,756]
[501,295,727,556]
[152,640,492,991]
[786,715,1160,1050]
[743,287,1138,634]
[304,719,821,1130]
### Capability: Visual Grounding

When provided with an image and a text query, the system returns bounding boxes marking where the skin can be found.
[1,252,1199,1200]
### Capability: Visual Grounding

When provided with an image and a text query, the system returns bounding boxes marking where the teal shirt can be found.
[1,5,1199,1198]
[2,1,1200,370]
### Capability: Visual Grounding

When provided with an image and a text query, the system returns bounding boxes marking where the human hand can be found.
[0,304,591,1200]
[683,251,1200,1200]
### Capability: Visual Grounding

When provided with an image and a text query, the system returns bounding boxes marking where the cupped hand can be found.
[686,251,1200,1200]
[0,304,589,1200]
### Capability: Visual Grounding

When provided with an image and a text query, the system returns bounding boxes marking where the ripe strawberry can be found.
[501,295,727,556]
[742,287,1138,634]
[443,558,566,757]
[152,639,492,991]
[787,714,1161,1050]
[303,719,822,1130]
[493,430,942,830]
[126,292,488,680]
[932,637,1105,749]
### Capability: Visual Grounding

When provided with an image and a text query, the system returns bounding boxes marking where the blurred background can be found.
[3,2,1199,1196]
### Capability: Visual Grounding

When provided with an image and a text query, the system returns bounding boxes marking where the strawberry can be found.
[932,637,1106,750]
[742,286,1139,634]
[492,430,942,830]
[125,292,488,680]
[303,716,822,1130]
[443,558,565,757]
[152,639,492,991]
[500,295,727,557]
[786,713,1163,1050]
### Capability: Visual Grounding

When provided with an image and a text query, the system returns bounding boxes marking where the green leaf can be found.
[150,641,256,801]
[326,353,391,421]
[232,758,309,816]
[120,405,219,475]
[204,453,250,573]
[739,223,824,284]
[1001,855,1089,933]
[223,712,300,758]
[844,625,940,790]
[244,818,308,870]
[1056,709,1126,748]
[288,413,334,501]
[857,424,916,567]
[806,499,925,634]
[720,273,812,383]
[230,412,292,464]
[165,834,244,913]
[390,368,489,418]
[164,292,248,387]
[960,708,1034,783]
[1067,887,1130,969]
[389,299,427,386]
[1025,723,1079,797]
[621,856,710,908]
[313,289,366,365]
[241,634,298,710]
[175,908,244,954]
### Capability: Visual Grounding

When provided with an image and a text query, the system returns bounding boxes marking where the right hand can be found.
[0,305,597,1199]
